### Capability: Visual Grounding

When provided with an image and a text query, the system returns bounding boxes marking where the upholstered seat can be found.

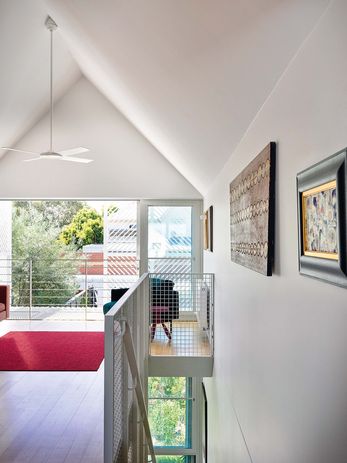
[150,278,179,341]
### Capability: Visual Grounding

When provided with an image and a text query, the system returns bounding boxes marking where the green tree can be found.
[13,200,86,231]
[60,207,104,250]
[12,206,79,307]
[148,377,188,447]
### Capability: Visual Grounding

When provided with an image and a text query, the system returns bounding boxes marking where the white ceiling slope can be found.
[0,0,81,157]
[43,0,329,194]
[0,77,200,199]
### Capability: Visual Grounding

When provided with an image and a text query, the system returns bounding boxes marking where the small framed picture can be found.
[297,148,347,287]
[203,206,213,252]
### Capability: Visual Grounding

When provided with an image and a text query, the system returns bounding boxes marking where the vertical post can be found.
[131,293,139,462]
[142,276,150,463]
[122,303,129,462]
[29,259,33,321]
[84,260,88,321]
[211,273,215,355]
[104,312,115,463]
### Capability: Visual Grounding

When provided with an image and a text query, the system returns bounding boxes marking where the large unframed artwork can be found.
[230,142,276,276]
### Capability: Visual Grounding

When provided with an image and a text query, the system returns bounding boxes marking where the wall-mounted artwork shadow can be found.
[297,148,347,287]
[230,142,276,276]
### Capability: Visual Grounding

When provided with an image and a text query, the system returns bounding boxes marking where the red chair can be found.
[151,306,172,340]
[150,278,179,341]
[0,285,9,321]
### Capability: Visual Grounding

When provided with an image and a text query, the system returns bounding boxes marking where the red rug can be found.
[0,331,104,371]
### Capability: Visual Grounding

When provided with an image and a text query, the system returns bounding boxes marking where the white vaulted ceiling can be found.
[0,0,330,194]
[0,0,81,155]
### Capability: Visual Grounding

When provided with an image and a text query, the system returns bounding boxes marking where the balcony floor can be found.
[150,321,212,357]
[0,320,104,463]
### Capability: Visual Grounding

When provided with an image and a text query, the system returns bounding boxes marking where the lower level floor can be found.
[0,320,104,463]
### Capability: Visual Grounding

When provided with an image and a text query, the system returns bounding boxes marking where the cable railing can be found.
[104,273,156,463]
[0,258,139,320]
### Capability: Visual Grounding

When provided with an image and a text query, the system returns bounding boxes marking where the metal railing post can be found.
[29,258,33,320]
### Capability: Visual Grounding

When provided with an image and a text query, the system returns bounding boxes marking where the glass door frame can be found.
[138,199,203,276]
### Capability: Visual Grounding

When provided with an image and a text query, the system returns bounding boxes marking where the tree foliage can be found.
[12,205,79,306]
[13,200,85,231]
[59,207,104,250]
[148,377,188,447]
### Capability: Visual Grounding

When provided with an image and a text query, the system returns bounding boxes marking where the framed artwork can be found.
[230,142,276,275]
[297,148,347,287]
[203,206,213,252]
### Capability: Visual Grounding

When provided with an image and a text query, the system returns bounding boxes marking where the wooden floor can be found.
[0,320,104,463]
[149,321,211,357]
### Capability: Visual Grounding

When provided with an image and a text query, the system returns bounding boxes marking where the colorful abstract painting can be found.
[297,147,347,287]
[302,180,338,260]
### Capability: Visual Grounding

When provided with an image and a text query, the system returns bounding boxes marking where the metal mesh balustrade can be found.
[105,275,155,463]
[113,319,125,461]
[149,273,214,357]
[104,273,215,462]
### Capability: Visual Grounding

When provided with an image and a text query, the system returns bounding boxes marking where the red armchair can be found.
[0,285,9,321]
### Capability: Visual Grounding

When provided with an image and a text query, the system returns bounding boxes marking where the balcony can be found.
[0,257,139,321]
[104,272,215,462]
[148,273,214,377]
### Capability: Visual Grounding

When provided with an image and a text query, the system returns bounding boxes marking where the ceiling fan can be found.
[1,16,93,164]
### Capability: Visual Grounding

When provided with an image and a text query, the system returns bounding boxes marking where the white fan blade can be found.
[1,147,39,155]
[61,156,93,164]
[58,147,89,156]
[23,157,43,162]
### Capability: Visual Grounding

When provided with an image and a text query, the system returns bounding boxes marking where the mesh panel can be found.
[111,298,142,463]
[113,318,125,462]
[149,273,214,357]
[105,273,214,462]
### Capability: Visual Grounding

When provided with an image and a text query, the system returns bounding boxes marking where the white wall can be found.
[204,1,347,462]
[0,77,201,200]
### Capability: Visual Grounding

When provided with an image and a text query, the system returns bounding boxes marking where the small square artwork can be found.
[302,180,338,260]
[297,147,347,288]
[229,142,276,275]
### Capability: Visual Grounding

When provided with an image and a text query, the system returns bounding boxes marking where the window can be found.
[156,457,195,463]
[148,377,192,448]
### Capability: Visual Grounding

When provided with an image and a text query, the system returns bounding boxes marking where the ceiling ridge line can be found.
[205,0,335,198]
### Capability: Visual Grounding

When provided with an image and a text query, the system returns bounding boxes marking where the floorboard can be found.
[150,321,211,357]
[0,320,104,463]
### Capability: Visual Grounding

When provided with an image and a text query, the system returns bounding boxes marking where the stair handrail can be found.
[105,272,155,463]
[122,320,156,463]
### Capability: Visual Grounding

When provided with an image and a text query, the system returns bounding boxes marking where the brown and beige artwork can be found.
[230,142,276,275]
